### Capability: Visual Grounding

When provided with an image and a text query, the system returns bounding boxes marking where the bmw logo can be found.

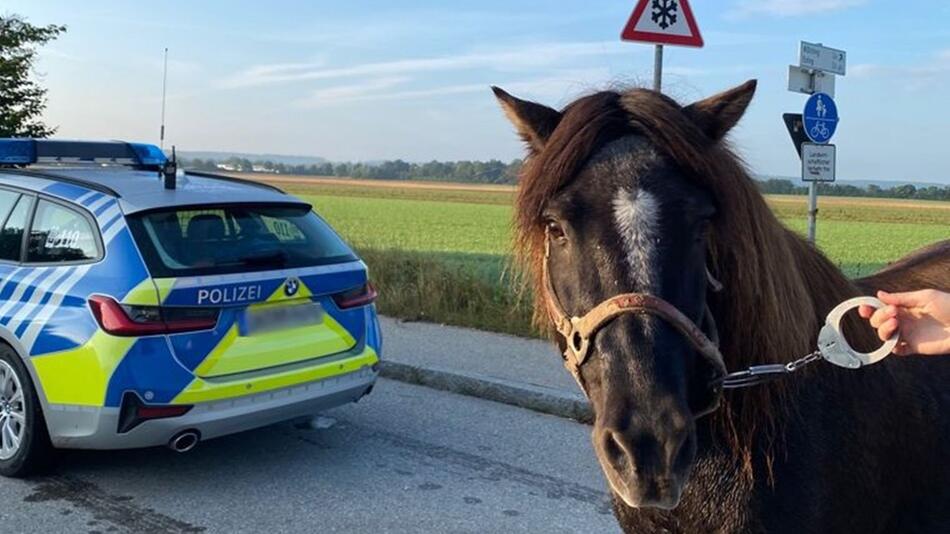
[284,278,299,297]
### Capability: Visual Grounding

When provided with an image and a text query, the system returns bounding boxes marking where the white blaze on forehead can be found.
[612,188,660,292]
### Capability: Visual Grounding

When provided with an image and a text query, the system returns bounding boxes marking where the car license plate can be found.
[243,302,324,335]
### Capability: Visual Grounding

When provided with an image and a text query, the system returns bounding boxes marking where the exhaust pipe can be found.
[168,430,200,453]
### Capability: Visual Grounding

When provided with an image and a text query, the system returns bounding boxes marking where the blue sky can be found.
[9,0,950,183]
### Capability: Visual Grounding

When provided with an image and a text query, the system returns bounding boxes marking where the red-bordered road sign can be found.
[621,0,704,48]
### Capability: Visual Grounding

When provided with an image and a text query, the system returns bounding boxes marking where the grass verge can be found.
[362,248,886,339]
[360,248,537,338]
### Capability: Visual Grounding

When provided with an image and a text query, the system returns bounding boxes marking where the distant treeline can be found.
[757,178,950,201]
[181,157,949,200]
[183,157,523,184]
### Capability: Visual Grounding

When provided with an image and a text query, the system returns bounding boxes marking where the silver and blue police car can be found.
[0,139,381,477]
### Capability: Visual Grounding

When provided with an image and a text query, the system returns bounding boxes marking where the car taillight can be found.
[88,295,218,336]
[333,282,378,309]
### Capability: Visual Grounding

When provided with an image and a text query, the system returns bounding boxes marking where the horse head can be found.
[495,81,759,510]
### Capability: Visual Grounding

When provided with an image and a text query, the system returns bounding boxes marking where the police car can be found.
[0,139,381,477]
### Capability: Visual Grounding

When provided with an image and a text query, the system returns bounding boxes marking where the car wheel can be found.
[0,345,54,478]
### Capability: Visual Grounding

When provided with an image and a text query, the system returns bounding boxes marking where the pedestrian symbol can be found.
[803,92,838,144]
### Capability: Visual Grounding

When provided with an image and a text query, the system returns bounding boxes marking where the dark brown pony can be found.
[494,80,949,533]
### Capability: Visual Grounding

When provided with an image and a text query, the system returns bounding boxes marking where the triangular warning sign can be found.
[621,0,704,48]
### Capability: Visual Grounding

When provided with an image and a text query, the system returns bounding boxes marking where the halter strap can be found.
[542,232,726,393]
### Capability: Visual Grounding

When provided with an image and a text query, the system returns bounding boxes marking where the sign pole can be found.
[653,44,663,91]
[787,41,846,245]
[807,182,818,243]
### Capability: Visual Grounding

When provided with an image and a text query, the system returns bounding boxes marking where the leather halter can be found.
[541,233,727,394]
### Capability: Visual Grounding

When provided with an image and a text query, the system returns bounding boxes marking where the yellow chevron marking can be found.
[121,279,160,306]
[263,276,313,303]
[171,347,378,404]
[189,306,355,378]
[154,278,177,304]
[192,324,239,377]
[31,332,135,406]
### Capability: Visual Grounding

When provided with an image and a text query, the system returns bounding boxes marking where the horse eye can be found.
[546,220,566,240]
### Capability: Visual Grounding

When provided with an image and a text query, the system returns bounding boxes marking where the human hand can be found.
[858,289,950,356]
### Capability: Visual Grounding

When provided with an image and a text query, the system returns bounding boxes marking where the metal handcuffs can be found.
[818,296,899,369]
[721,296,900,388]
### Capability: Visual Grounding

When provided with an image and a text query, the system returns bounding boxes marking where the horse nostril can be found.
[605,431,625,464]
[602,430,637,481]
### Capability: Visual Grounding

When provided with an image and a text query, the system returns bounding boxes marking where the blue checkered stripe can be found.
[0,185,147,356]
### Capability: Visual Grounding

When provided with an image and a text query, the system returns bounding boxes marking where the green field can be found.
[305,194,947,272]
[264,176,948,337]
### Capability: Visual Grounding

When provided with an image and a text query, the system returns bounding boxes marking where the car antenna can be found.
[160,47,168,150]
[163,145,177,190]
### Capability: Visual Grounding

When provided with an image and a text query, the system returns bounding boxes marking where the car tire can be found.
[0,344,55,478]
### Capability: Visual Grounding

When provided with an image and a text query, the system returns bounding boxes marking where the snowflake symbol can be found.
[651,0,679,30]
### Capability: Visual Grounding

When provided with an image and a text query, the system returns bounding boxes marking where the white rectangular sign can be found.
[787,65,836,97]
[800,41,846,75]
[802,143,836,182]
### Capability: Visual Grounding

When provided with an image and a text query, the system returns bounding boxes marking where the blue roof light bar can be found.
[0,139,36,164]
[0,139,167,169]
[128,143,167,167]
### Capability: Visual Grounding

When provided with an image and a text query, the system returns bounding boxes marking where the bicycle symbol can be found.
[810,121,830,140]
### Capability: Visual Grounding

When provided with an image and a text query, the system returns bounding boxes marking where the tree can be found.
[892,184,916,199]
[0,15,66,138]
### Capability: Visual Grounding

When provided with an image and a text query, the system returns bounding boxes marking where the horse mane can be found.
[513,87,876,478]
[857,239,950,293]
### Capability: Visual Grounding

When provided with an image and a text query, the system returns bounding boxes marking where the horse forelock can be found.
[513,86,870,480]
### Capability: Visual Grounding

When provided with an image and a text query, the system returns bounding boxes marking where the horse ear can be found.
[492,86,561,153]
[684,80,757,141]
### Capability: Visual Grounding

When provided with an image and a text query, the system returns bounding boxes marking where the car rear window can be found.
[127,204,357,277]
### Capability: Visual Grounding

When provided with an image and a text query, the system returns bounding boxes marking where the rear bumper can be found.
[44,365,376,450]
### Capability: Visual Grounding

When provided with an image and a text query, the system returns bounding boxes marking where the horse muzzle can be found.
[593,416,694,510]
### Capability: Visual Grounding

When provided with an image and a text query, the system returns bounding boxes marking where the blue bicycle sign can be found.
[803,92,838,144]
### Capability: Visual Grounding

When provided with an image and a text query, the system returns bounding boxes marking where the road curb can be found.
[380,361,592,424]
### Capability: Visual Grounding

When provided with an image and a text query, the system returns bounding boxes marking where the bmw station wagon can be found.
[0,139,381,477]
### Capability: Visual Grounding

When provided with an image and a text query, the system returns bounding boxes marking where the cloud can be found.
[292,68,614,109]
[850,50,950,90]
[295,82,486,108]
[849,64,886,78]
[701,31,785,47]
[232,60,329,84]
[730,0,867,17]
[221,41,630,89]
[293,76,413,107]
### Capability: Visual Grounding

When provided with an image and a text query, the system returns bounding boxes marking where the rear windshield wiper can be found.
[237,250,288,266]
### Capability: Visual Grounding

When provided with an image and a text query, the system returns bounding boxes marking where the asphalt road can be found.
[0,379,618,534]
